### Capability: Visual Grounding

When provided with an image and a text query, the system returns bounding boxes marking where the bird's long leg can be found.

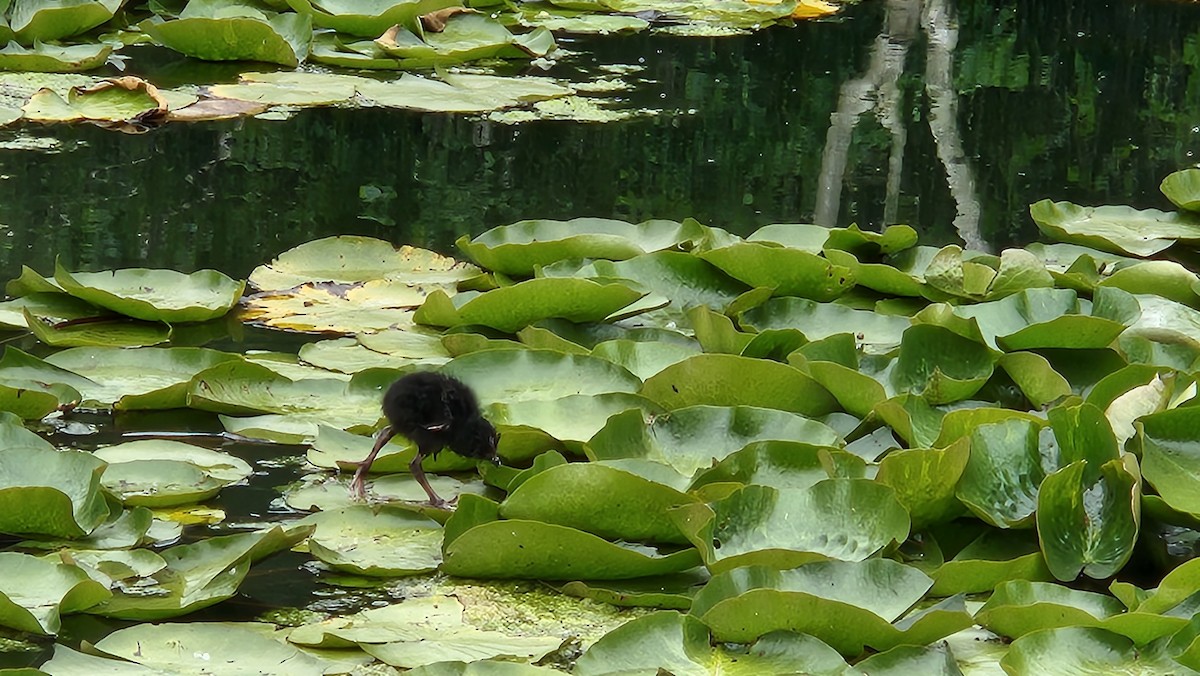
[410,446,449,508]
[349,426,396,500]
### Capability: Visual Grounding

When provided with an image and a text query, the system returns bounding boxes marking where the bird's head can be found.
[452,415,501,465]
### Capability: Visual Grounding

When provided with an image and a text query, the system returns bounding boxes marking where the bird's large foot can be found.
[348,462,371,501]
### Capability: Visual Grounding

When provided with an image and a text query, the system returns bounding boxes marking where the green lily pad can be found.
[0,41,111,72]
[699,242,854,301]
[559,571,708,610]
[305,424,479,474]
[586,251,751,313]
[590,339,701,380]
[1162,169,1200,212]
[0,552,110,634]
[375,13,555,67]
[1136,407,1200,514]
[687,440,864,493]
[92,622,331,675]
[689,560,969,654]
[288,594,563,668]
[302,505,443,576]
[442,348,640,405]
[951,287,1127,351]
[141,0,312,67]
[740,297,911,353]
[0,442,110,538]
[187,360,387,432]
[930,530,1054,596]
[9,0,122,43]
[44,347,241,409]
[489,392,662,460]
[587,405,841,478]
[24,307,171,348]
[248,236,477,291]
[442,496,700,579]
[876,438,969,530]
[457,217,705,277]
[500,463,699,544]
[283,0,458,36]
[672,481,909,572]
[955,418,1045,528]
[575,611,853,676]
[416,278,645,333]
[98,459,225,507]
[890,324,994,404]
[976,580,1126,640]
[55,262,245,323]
[88,525,311,620]
[0,346,86,418]
[998,351,1072,407]
[1030,199,1200,257]
[1037,458,1140,581]
[639,353,838,416]
[1002,626,1196,675]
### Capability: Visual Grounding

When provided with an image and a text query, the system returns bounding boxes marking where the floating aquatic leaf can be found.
[288,594,563,668]
[458,217,705,276]
[489,392,661,459]
[141,0,312,67]
[1002,626,1194,675]
[930,531,1053,596]
[91,621,330,675]
[687,440,864,493]
[375,12,555,68]
[416,278,645,332]
[442,348,640,405]
[740,297,911,353]
[284,0,458,36]
[1162,169,1200,212]
[302,505,443,576]
[956,418,1045,529]
[890,324,994,404]
[305,424,477,475]
[1031,199,1200,257]
[93,440,252,508]
[672,481,909,572]
[559,571,708,610]
[1135,407,1200,514]
[699,242,854,301]
[248,236,477,291]
[23,76,167,127]
[500,463,699,544]
[588,405,840,478]
[88,525,311,619]
[689,560,969,654]
[44,346,240,409]
[54,262,244,323]
[0,41,111,72]
[1036,459,1140,581]
[0,552,110,634]
[640,353,838,416]
[574,611,852,676]
[9,0,122,43]
[442,496,700,579]
[0,441,110,538]
[876,438,969,530]
[976,580,1126,640]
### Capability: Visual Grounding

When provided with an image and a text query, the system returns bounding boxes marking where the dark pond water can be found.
[2,0,1200,282]
[3,0,1200,667]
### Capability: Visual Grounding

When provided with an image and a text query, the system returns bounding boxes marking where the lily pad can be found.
[672,481,909,572]
[305,424,477,475]
[699,242,854,301]
[44,347,240,409]
[1136,407,1200,514]
[687,440,864,493]
[283,0,459,36]
[375,13,555,67]
[0,552,110,634]
[248,236,478,291]
[575,611,853,676]
[55,262,245,323]
[955,418,1045,528]
[302,505,443,576]
[587,405,841,478]
[415,278,645,333]
[441,348,641,405]
[1162,169,1200,212]
[930,531,1054,596]
[1036,458,1140,581]
[740,297,911,353]
[0,41,111,72]
[442,496,700,579]
[1002,626,1196,675]
[141,0,313,67]
[1030,199,1200,257]
[689,560,969,654]
[875,438,970,530]
[500,463,699,544]
[458,217,706,277]
[92,621,330,675]
[639,353,839,416]
[0,442,110,538]
[9,0,122,43]
[890,324,994,404]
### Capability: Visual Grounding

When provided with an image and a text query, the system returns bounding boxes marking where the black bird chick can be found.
[350,372,499,507]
